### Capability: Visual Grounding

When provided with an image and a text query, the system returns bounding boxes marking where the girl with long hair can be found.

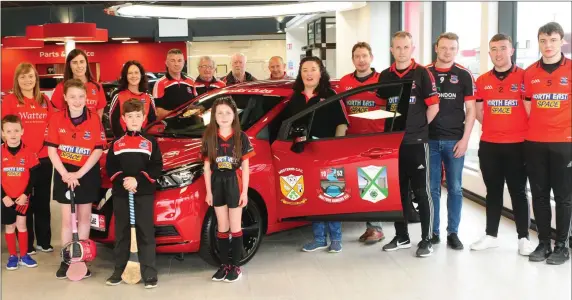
[50,49,106,117]
[1,63,54,254]
[201,96,255,283]
[109,60,157,137]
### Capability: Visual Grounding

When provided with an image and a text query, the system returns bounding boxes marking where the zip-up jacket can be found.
[222,71,257,86]
[106,131,163,197]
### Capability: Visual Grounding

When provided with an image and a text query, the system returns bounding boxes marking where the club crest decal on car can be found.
[317,167,350,203]
[279,167,307,205]
[357,165,388,203]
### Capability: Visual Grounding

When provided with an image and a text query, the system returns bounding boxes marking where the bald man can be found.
[267,56,292,80]
[222,53,257,86]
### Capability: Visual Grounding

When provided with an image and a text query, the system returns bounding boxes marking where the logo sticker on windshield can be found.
[279,168,307,205]
[317,167,350,203]
[357,165,388,203]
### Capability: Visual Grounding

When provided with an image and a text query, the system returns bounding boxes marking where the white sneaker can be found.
[470,235,499,251]
[518,238,535,256]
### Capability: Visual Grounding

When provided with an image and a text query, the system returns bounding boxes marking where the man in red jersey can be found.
[523,22,572,265]
[469,33,534,256]
[338,42,386,244]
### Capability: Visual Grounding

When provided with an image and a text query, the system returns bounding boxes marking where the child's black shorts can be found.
[53,163,101,205]
[1,201,26,225]
[211,171,241,209]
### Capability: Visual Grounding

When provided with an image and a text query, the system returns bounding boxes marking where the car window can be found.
[147,93,282,138]
[278,81,412,142]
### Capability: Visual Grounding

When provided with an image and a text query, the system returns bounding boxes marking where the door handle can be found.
[360,148,395,158]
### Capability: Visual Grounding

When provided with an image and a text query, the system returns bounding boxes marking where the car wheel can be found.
[198,196,264,267]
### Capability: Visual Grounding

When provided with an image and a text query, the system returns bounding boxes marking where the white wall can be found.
[285,28,306,78]
[186,40,286,80]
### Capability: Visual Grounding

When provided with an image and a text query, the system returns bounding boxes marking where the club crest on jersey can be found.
[187,87,193,94]
[450,75,459,84]
[83,131,91,140]
[101,132,106,140]
[19,158,25,165]
[511,84,518,92]
[92,89,96,95]
[560,77,568,85]
[139,140,149,149]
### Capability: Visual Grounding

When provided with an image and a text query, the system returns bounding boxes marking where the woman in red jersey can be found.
[109,60,157,137]
[45,79,105,280]
[50,49,106,117]
[1,63,54,254]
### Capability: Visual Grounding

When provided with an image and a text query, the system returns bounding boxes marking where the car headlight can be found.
[157,163,203,190]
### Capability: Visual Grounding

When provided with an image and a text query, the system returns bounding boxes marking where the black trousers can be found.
[395,143,433,240]
[478,141,530,239]
[525,141,572,245]
[27,158,53,249]
[113,194,157,279]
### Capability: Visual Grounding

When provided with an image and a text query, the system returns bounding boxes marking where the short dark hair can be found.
[167,48,184,56]
[1,114,22,129]
[436,32,459,47]
[538,22,564,40]
[391,31,413,46]
[490,33,513,44]
[119,60,149,93]
[63,79,86,95]
[122,99,145,115]
[352,42,373,58]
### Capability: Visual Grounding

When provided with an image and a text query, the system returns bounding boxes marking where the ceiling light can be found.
[106,2,366,19]
[122,40,139,44]
[1,36,44,49]
[111,37,131,41]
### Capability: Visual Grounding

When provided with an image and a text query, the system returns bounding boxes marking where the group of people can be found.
[1,20,569,289]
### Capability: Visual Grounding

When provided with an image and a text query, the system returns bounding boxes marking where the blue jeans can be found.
[366,222,383,231]
[429,140,465,236]
[312,222,342,243]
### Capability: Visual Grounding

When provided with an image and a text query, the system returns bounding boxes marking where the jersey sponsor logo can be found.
[3,166,25,176]
[18,112,48,121]
[484,85,493,90]
[215,156,236,170]
[388,96,399,112]
[533,93,568,109]
[83,131,91,140]
[58,145,92,155]
[510,84,518,92]
[409,96,416,104]
[346,99,378,114]
[488,99,519,114]
[439,92,457,99]
[531,79,541,84]
[450,75,459,84]
[59,128,66,134]
[561,77,569,85]
[278,168,307,205]
[357,165,388,203]
[317,167,350,203]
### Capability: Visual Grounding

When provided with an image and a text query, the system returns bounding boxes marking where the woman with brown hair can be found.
[2,62,54,254]
[50,49,106,117]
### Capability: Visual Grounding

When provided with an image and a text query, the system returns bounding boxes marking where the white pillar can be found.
[65,39,76,57]
[285,28,307,78]
[480,2,499,73]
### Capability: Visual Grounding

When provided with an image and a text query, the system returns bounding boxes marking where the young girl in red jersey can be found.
[2,63,54,254]
[50,49,107,117]
[44,79,106,279]
[1,115,39,270]
[109,60,157,137]
[202,96,255,283]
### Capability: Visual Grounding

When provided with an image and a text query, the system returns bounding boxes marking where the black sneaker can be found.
[144,277,158,289]
[56,262,69,279]
[447,233,464,250]
[416,239,434,257]
[84,269,92,279]
[106,270,123,286]
[224,265,242,283]
[382,236,411,252]
[546,243,570,265]
[430,234,441,245]
[529,241,552,262]
[212,264,229,282]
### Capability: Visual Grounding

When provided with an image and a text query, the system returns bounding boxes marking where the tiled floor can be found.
[2,197,570,300]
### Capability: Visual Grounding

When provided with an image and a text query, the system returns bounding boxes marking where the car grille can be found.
[155,225,180,237]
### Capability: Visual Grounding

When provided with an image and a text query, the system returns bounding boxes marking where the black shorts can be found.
[1,201,26,225]
[53,163,101,205]
[211,171,241,209]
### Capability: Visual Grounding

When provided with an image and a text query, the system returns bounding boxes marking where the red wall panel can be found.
[1,42,186,91]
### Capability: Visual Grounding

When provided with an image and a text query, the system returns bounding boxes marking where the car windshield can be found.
[147,93,283,138]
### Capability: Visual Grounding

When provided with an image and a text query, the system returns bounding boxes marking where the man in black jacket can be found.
[223,53,257,85]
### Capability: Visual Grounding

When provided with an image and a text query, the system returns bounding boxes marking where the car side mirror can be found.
[290,124,308,153]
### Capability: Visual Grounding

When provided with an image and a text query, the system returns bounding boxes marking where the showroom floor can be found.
[1,196,570,300]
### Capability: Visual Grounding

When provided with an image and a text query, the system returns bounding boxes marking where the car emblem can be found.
[317,167,350,203]
[357,165,388,203]
[279,168,306,205]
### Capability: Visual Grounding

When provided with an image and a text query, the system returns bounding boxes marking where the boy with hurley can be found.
[105,99,163,288]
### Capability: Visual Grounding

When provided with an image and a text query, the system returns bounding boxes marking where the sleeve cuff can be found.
[44,141,59,148]
[241,151,256,160]
[94,145,104,150]
[524,97,531,101]
[476,99,483,103]
[110,171,123,182]
[424,95,440,106]
[464,96,477,102]
[141,171,156,183]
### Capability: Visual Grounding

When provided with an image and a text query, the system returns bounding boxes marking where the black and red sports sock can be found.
[5,232,17,256]
[217,231,230,265]
[231,231,243,266]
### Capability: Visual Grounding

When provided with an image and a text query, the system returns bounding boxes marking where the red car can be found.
[90,79,414,266]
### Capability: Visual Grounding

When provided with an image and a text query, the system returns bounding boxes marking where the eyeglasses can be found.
[199,65,214,70]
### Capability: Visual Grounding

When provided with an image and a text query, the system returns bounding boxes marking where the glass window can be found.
[516,2,572,68]
[446,2,482,78]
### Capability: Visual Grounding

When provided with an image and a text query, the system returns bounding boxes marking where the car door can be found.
[271,81,413,222]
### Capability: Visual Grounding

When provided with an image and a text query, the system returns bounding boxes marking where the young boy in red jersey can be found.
[1,115,39,270]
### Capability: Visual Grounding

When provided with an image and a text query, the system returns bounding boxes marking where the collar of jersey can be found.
[352,68,377,81]
[166,72,188,81]
[390,59,417,78]
[536,52,568,68]
[2,142,24,156]
[218,129,234,141]
[64,106,91,123]
[125,130,142,137]
[196,76,218,84]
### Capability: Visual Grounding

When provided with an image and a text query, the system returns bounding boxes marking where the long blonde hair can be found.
[13,63,45,106]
